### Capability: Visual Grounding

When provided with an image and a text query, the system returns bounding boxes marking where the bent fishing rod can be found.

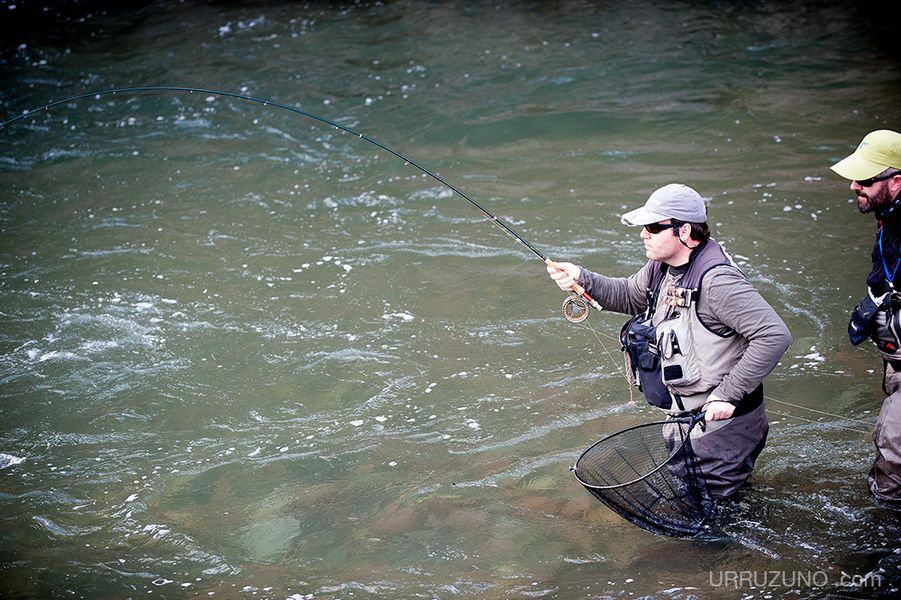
[0,85,601,321]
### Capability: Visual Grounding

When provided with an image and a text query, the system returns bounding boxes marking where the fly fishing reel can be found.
[562,293,590,323]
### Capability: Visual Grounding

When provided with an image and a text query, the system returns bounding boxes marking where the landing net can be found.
[572,414,714,536]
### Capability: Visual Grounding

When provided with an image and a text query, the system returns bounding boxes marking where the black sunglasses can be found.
[855,171,900,187]
[643,222,679,234]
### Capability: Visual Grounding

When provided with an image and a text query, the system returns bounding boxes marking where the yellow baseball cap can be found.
[831,129,901,181]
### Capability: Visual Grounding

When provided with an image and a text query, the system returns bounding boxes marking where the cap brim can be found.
[620,206,669,227]
[831,153,887,181]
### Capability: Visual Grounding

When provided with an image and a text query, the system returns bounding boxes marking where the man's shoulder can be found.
[698,265,752,299]
[702,263,745,279]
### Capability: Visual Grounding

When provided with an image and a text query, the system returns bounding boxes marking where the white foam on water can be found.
[141,524,171,539]
[383,312,415,322]
[32,515,72,536]
[79,340,120,353]
[0,453,25,469]
[562,553,607,564]
[172,117,210,129]
[27,349,84,363]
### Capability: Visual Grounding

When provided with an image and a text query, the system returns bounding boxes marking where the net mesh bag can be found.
[572,414,714,536]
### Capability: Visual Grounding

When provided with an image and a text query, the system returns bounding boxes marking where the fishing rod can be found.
[0,85,601,322]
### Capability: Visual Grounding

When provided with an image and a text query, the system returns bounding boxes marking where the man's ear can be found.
[890,173,901,195]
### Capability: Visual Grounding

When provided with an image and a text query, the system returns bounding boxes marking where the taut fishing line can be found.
[0,85,602,320]
[2,85,630,386]
[6,88,877,411]
[7,86,866,409]
[5,89,864,424]
[764,395,874,434]
[2,86,873,536]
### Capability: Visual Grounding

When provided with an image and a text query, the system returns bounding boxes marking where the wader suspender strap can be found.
[878,225,901,292]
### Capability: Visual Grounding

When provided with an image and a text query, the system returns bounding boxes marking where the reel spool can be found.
[562,293,590,323]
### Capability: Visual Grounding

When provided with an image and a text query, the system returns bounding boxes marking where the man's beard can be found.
[857,184,894,214]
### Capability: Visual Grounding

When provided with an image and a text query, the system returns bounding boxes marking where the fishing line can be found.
[578,319,631,388]
[767,409,872,435]
[764,395,874,433]
[0,85,602,317]
[8,88,872,425]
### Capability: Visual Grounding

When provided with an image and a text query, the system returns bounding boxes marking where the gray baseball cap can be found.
[620,183,708,226]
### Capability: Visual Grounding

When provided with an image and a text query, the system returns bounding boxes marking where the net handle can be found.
[572,412,706,490]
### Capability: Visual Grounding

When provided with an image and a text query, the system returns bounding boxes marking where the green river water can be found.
[1,1,900,598]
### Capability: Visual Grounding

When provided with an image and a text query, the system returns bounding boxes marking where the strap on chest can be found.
[645,239,735,314]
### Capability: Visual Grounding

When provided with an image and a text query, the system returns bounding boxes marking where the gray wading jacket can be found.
[577,239,791,409]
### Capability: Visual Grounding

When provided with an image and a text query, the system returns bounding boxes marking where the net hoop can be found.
[571,412,713,536]
[573,414,703,490]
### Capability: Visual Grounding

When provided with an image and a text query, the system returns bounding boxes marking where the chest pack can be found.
[620,240,736,411]
[851,220,901,358]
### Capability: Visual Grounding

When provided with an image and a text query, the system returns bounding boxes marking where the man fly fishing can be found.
[549,184,791,498]
[831,130,901,503]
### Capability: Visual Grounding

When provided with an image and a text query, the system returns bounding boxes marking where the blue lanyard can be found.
[878,225,901,290]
